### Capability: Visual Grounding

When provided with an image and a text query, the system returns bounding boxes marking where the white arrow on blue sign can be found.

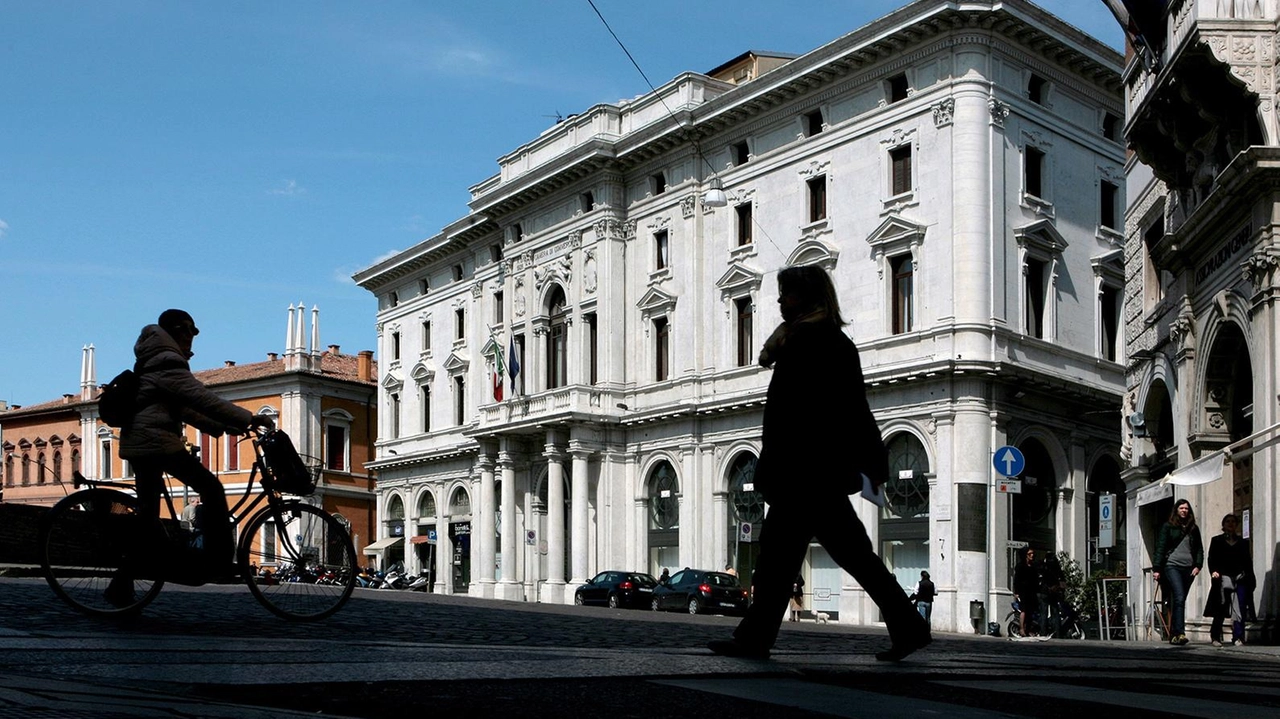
[993,446,1025,477]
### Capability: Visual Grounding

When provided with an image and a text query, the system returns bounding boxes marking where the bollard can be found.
[970,599,986,634]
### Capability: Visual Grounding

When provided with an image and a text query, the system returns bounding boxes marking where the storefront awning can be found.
[1143,421,1280,497]
[363,536,404,553]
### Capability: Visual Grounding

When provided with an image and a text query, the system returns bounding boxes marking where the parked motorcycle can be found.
[1006,599,1085,640]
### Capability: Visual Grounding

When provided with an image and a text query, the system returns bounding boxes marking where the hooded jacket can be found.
[118,324,254,459]
[754,319,889,504]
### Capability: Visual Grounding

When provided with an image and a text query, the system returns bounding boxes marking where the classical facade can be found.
[0,306,379,557]
[356,0,1125,633]
[1116,0,1280,640]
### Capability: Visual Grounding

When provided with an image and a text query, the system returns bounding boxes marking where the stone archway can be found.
[1013,438,1057,551]
[1201,323,1253,516]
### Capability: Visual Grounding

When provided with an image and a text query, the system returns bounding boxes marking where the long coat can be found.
[754,320,889,504]
[119,325,253,459]
[1202,533,1254,619]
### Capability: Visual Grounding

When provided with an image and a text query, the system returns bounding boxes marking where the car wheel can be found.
[688,597,700,615]
[651,597,661,612]
[574,593,584,606]
[608,593,619,609]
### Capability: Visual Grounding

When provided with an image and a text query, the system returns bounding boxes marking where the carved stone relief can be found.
[931,98,954,128]
[583,249,598,295]
[989,99,1009,127]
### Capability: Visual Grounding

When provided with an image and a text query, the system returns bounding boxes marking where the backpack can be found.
[97,366,141,428]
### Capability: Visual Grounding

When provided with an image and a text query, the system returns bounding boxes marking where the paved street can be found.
[2,576,1279,717]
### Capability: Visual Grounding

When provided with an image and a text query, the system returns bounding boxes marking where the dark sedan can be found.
[573,571,659,609]
[651,569,749,615]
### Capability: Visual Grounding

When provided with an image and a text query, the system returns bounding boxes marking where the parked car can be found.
[651,568,749,616]
[574,571,659,609]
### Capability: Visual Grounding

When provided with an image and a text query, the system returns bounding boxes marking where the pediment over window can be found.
[866,214,927,253]
[715,263,763,301]
[478,335,503,361]
[636,286,677,314]
[1014,218,1068,256]
[323,408,355,422]
[1091,248,1124,285]
[785,238,839,272]
[381,372,404,391]
[442,352,470,374]
[409,362,435,383]
[2,441,14,452]
[67,434,80,444]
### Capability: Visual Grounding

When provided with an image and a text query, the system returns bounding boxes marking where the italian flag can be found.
[491,338,505,402]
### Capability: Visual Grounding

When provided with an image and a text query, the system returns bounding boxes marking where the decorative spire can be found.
[311,305,320,357]
[286,304,296,354]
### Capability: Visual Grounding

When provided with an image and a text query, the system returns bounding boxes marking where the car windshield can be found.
[708,573,739,587]
[630,574,658,588]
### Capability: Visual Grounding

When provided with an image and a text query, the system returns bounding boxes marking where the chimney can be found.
[0,400,7,411]
[63,393,75,404]
[267,352,279,361]
[224,360,236,368]
[328,344,340,355]
[357,350,374,382]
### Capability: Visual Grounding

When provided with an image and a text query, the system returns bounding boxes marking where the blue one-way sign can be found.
[993,446,1025,477]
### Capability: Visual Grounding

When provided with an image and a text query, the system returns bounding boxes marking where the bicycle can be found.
[1005,598,1085,640]
[38,421,357,621]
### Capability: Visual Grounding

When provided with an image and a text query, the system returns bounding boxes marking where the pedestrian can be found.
[106,309,272,607]
[725,564,738,578]
[707,264,930,661]
[180,496,203,549]
[1040,552,1066,636]
[1203,513,1253,647]
[1153,498,1203,646]
[659,568,670,585]
[910,570,936,625]
[789,573,805,622]
[1013,548,1041,638]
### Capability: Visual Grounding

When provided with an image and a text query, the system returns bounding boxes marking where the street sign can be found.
[525,529,536,546]
[993,446,1025,477]
[739,522,754,543]
[1098,493,1115,549]
[996,478,1022,494]
[1006,540,1029,549]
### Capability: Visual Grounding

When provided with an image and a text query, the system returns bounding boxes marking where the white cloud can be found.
[0,219,9,238]
[268,179,307,197]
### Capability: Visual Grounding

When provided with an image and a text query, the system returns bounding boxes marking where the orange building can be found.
[0,306,378,553]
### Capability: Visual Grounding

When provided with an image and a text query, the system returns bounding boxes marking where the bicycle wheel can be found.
[239,502,356,621]
[40,488,165,617]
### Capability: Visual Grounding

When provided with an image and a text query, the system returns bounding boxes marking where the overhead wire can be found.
[585,0,784,258]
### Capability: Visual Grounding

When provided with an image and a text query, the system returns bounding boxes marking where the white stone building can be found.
[1116,0,1280,641]
[354,0,1125,633]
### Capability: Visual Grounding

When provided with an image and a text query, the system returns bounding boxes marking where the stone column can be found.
[569,447,591,587]
[497,449,519,600]
[545,442,567,604]
[434,487,448,595]
[476,453,497,598]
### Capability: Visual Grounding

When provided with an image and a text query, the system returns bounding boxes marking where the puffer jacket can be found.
[118,325,253,459]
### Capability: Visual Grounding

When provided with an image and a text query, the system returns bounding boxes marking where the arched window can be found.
[880,432,931,588]
[546,285,569,389]
[727,452,762,579]
[36,452,46,485]
[386,495,405,538]
[53,451,63,484]
[21,454,30,486]
[647,460,679,576]
[449,487,471,517]
[1013,438,1057,550]
[418,491,437,520]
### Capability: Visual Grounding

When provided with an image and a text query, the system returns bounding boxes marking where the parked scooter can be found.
[407,573,432,592]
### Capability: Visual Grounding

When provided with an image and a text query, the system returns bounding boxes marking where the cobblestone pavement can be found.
[3,577,1280,718]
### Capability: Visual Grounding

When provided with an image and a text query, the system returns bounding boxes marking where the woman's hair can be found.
[777,264,845,326]
[1221,513,1238,530]
[1167,498,1197,529]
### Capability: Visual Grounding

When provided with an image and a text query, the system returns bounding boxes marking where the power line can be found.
[584,0,784,258]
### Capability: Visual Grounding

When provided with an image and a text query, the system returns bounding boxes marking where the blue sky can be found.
[0,1,1122,407]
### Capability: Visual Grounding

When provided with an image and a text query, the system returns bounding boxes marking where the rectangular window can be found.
[735,298,753,367]
[807,176,827,222]
[515,334,526,393]
[422,321,431,351]
[1025,258,1048,339]
[1028,74,1047,104]
[263,522,277,564]
[1103,112,1120,142]
[888,73,909,103]
[547,321,567,389]
[580,191,594,213]
[1101,181,1119,230]
[513,223,524,243]
[455,308,465,341]
[655,230,669,270]
[490,244,503,263]
[452,264,464,282]
[390,393,402,438]
[419,278,429,295]
[453,376,466,426]
[391,332,402,361]
[494,291,504,324]
[891,254,914,334]
[890,145,912,196]
[731,141,750,166]
[227,434,239,471]
[100,441,112,479]
[199,433,212,470]
[736,203,753,246]
[586,313,598,385]
[654,316,670,382]
[1101,285,1120,361]
[421,385,431,433]
[389,291,399,308]
[326,424,347,471]
[803,109,824,137]
[1025,147,1045,199]
[651,172,667,195]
